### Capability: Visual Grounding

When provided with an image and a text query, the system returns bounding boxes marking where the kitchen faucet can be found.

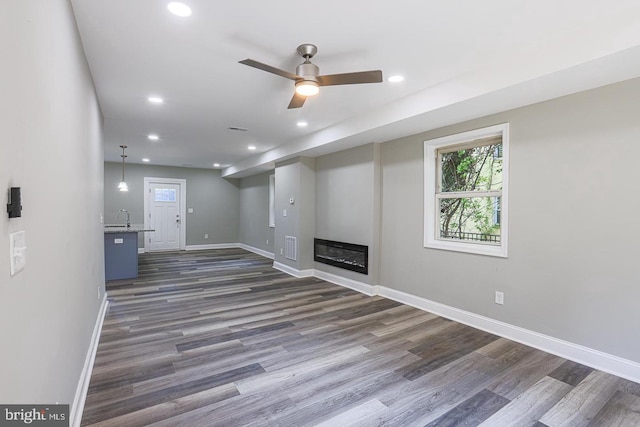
[117,209,131,228]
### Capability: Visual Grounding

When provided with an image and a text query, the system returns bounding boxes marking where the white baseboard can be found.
[376,285,640,384]
[237,244,274,260]
[313,270,376,296]
[70,294,108,427]
[185,243,239,251]
[271,264,375,296]
[272,261,314,278]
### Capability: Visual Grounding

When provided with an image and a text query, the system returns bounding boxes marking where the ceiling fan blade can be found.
[239,59,300,81]
[288,92,306,109]
[317,70,383,86]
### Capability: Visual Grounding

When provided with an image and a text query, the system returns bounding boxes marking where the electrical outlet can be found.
[280,248,284,255]
[204,234,208,239]
[266,239,269,245]
[495,291,504,305]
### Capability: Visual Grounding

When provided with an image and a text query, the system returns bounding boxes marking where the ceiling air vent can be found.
[227,127,248,132]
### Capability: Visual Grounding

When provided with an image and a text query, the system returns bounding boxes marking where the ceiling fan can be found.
[239,44,383,109]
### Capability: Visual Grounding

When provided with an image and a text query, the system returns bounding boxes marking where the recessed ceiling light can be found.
[297,121,308,127]
[148,96,164,104]
[148,134,159,141]
[248,145,257,151]
[213,163,220,167]
[142,158,150,162]
[388,75,404,83]
[168,2,192,17]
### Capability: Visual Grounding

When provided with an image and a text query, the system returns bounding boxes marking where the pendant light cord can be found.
[120,145,127,181]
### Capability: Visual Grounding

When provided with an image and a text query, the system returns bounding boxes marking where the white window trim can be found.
[424,123,509,257]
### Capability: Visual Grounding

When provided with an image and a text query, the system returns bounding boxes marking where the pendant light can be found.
[118,145,129,192]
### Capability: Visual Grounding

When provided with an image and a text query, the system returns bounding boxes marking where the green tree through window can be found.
[438,139,502,243]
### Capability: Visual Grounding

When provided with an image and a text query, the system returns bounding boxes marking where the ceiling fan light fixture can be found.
[239,43,382,109]
[295,80,319,97]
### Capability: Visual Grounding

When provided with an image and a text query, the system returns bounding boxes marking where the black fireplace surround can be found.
[314,238,368,275]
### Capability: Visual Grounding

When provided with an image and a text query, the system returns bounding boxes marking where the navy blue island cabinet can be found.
[104,226,154,280]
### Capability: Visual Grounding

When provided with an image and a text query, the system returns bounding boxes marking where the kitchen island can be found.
[104,225,154,280]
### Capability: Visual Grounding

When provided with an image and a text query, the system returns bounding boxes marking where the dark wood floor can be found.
[81,249,640,426]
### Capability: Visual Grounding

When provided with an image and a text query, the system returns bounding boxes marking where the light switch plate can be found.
[9,231,26,276]
[188,208,194,213]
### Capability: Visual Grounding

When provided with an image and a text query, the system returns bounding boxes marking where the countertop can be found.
[104,224,155,233]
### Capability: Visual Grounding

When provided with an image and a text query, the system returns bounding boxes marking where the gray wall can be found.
[239,172,274,254]
[274,158,316,270]
[315,144,381,285]
[298,158,317,269]
[105,163,240,247]
[380,77,640,363]
[0,0,105,406]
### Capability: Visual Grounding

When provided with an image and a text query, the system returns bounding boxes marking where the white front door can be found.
[149,182,181,251]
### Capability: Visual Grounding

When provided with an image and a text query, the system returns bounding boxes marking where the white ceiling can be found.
[71,0,640,177]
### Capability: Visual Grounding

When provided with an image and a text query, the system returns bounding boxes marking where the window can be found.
[424,123,509,257]
[154,188,177,202]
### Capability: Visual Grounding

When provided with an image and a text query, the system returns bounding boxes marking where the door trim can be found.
[143,177,187,253]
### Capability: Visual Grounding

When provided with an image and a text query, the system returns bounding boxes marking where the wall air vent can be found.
[284,236,297,261]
